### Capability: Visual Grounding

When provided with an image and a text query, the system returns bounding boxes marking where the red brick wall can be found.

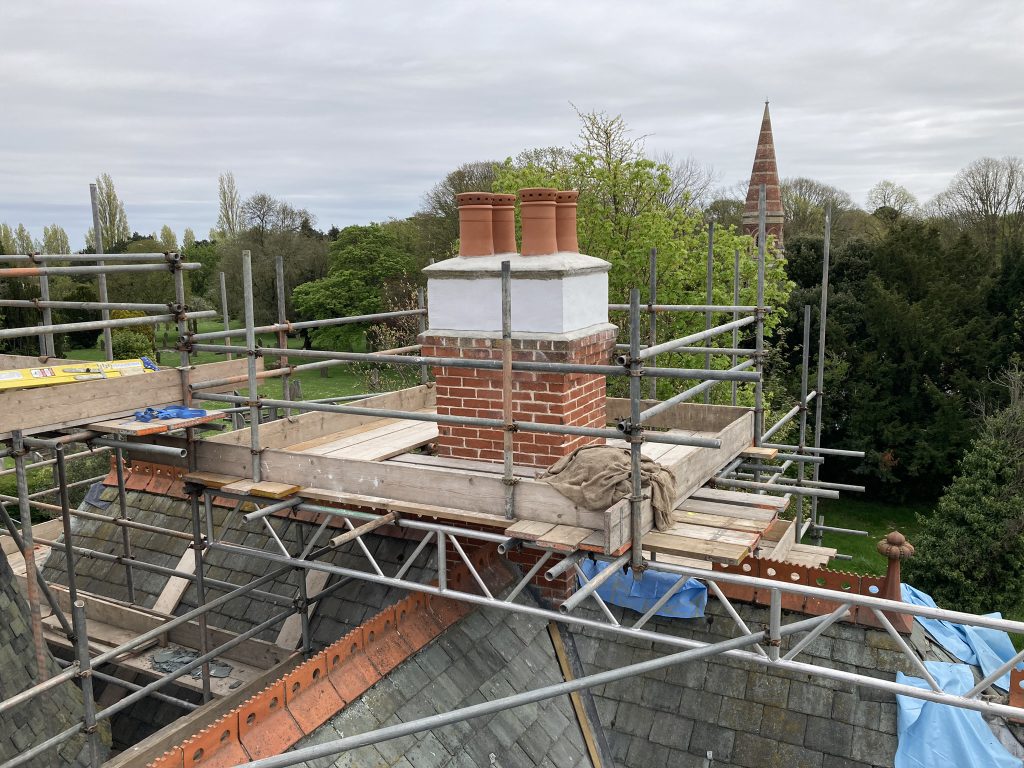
[421,327,616,468]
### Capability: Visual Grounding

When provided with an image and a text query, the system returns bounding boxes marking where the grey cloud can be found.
[1,0,1021,247]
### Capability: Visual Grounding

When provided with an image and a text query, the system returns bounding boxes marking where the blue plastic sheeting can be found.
[578,559,707,618]
[902,583,1019,691]
[896,662,1022,768]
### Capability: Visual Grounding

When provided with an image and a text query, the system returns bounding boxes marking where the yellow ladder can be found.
[0,359,155,391]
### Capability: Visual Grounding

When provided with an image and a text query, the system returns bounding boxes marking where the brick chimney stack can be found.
[421,188,615,468]
[742,102,785,249]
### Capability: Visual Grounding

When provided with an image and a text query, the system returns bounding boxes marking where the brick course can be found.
[423,327,616,468]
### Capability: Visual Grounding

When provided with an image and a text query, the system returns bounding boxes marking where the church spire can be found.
[742,102,785,249]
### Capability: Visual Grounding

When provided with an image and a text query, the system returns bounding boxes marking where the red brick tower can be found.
[742,102,785,249]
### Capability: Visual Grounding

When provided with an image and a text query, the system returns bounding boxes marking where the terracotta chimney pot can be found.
[555,190,580,253]
[518,188,558,256]
[491,194,517,254]
[456,192,494,257]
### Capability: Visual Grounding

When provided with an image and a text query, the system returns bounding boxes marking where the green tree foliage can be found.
[292,223,419,348]
[0,224,15,254]
[214,172,242,240]
[904,371,1024,614]
[14,224,37,254]
[111,330,156,360]
[183,227,196,251]
[493,108,792,404]
[183,239,219,300]
[86,173,130,251]
[159,225,178,252]
[42,224,70,255]
[217,193,330,324]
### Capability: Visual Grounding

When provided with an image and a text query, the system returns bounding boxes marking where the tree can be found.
[652,152,717,214]
[418,161,499,261]
[932,156,1024,254]
[182,227,196,250]
[904,370,1024,614]
[0,224,15,254]
[780,177,858,242]
[217,192,330,324]
[42,224,70,255]
[866,180,918,217]
[159,225,178,252]
[13,224,36,254]
[214,172,242,239]
[292,222,418,348]
[493,108,792,405]
[86,173,130,251]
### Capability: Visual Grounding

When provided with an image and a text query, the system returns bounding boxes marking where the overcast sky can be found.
[2,1,1022,249]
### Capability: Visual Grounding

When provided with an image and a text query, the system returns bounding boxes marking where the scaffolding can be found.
[2,186,1023,768]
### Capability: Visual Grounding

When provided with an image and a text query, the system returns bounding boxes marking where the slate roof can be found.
[286,593,595,768]
[42,486,435,649]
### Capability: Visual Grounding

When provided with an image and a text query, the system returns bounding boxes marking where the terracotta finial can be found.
[877,530,915,561]
[518,188,558,256]
[456,192,494,257]
[491,194,517,254]
[555,190,579,253]
[878,530,914,631]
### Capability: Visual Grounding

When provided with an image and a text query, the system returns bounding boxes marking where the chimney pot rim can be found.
[456,192,494,206]
[518,187,559,202]
[555,190,580,203]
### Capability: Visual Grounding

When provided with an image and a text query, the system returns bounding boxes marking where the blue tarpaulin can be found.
[896,662,1021,768]
[578,559,707,618]
[902,583,1019,692]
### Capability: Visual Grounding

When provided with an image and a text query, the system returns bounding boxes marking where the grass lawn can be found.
[813,496,926,576]
[69,319,380,403]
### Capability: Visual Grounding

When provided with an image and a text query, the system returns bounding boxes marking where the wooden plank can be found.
[690,487,789,511]
[762,519,795,561]
[671,509,770,534]
[662,522,759,548]
[606,397,749,432]
[759,518,795,543]
[85,410,227,437]
[505,520,557,541]
[328,512,398,548]
[786,542,837,567]
[1,519,62,557]
[0,358,259,439]
[286,417,406,454]
[275,570,330,650]
[209,385,434,449]
[535,525,594,552]
[389,452,541,478]
[645,551,714,570]
[326,421,438,461]
[249,481,301,499]
[547,623,605,768]
[220,479,258,495]
[150,547,196,616]
[298,487,515,530]
[0,353,87,371]
[675,498,777,521]
[182,471,242,489]
[642,531,750,564]
[740,445,780,461]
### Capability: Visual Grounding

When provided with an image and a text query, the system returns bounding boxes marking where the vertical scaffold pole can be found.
[417,286,429,386]
[274,252,290,411]
[71,600,101,767]
[731,248,740,406]
[754,185,767,448]
[501,261,516,519]
[796,305,811,543]
[628,289,644,575]
[13,431,48,682]
[219,271,233,362]
[113,446,136,603]
[54,447,79,605]
[811,208,832,541]
[37,259,54,357]
[89,183,113,361]
[647,248,658,400]
[704,222,715,404]
[188,492,213,702]
[242,250,262,481]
